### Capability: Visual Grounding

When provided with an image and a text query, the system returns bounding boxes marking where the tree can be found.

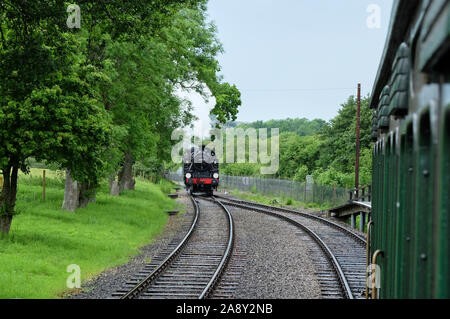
[59,1,204,203]
[102,3,241,191]
[0,2,111,232]
[238,118,326,137]
[294,165,309,182]
[317,96,372,176]
[278,133,322,179]
[0,0,242,224]
[313,96,373,186]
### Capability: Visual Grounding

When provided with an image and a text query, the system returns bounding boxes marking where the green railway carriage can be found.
[369,0,450,298]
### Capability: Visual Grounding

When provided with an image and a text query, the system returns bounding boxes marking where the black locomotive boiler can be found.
[183,146,219,196]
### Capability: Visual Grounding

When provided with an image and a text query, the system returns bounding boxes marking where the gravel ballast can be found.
[68,195,194,299]
[225,204,322,299]
[69,192,322,299]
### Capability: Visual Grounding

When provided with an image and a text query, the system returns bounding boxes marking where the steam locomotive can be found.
[183,146,219,196]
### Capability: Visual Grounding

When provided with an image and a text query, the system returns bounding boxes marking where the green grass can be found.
[0,169,177,298]
[225,188,328,211]
[349,213,368,233]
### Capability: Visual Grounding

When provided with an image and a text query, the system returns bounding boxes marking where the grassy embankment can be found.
[0,169,177,298]
[225,188,325,211]
[224,188,366,231]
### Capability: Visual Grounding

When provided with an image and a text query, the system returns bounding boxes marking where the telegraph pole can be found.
[355,83,361,198]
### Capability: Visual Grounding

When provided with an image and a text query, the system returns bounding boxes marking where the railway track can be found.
[214,194,367,299]
[113,195,235,299]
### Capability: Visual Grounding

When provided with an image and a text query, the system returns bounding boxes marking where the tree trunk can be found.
[109,177,115,190]
[78,182,96,208]
[109,176,120,196]
[62,171,97,211]
[0,165,18,235]
[62,170,79,212]
[0,214,13,235]
[118,151,135,191]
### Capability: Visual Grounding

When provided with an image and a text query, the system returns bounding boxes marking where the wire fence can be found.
[166,172,349,207]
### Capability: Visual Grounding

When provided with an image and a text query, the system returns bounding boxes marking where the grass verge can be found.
[222,188,367,231]
[222,188,326,212]
[0,169,177,298]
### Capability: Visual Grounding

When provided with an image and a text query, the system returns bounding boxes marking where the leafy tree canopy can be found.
[236,118,326,137]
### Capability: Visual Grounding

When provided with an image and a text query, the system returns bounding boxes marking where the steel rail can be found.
[214,196,354,299]
[121,195,200,299]
[215,194,366,246]
[198,197,235,299]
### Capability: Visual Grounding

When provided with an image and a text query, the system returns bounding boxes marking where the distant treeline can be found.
[233,118,327,137]
[221,95,373,188]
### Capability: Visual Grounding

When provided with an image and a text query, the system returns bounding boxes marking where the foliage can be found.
[294,165,309,182]
[92,2,241,177]
[278,133,322,179]
[0,0,241,225]
[314,96,373,187]
[0,2,112,223]
[0,172,175,298]
[220,96,373,187]
[221,162,260,177]
[237,118,326,137]
[157,179,177,195]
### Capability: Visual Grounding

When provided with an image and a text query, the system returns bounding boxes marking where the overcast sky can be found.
[184,0,393,136]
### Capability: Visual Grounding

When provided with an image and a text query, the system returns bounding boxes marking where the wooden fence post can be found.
[333,183,337,205]
[43,170,46,200]
[312,182,316,203]
[304,179,307,202]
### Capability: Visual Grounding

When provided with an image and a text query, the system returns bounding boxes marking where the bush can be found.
[1,172,175,298]
[270,198,279,205]
[158,179,176,194]
[293,165,309,182]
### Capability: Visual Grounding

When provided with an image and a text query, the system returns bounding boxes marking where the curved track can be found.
[115,195,234,299]
[215,194,367,299]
